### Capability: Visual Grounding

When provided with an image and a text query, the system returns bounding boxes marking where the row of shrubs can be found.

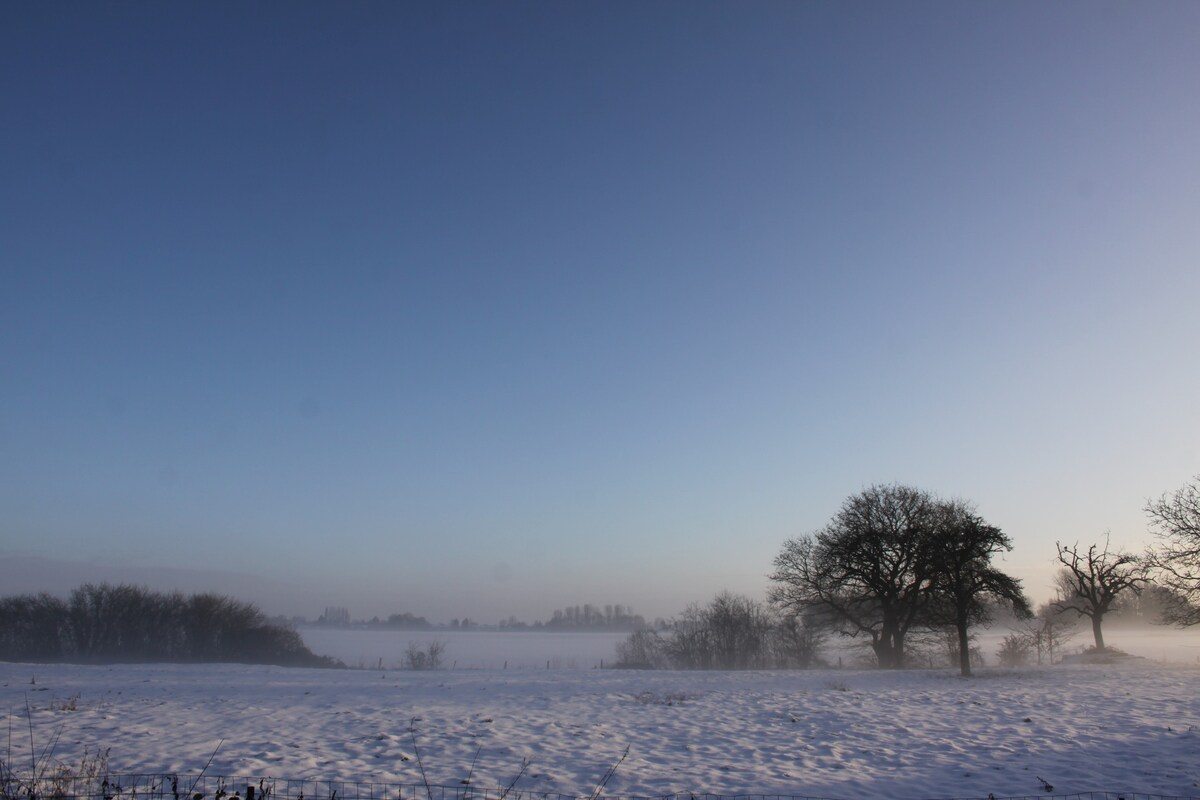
[617,591,1120,671]
[614,592,825,670]
[0,583,341,667]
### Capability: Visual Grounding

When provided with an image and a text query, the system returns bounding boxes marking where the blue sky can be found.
[3,2,1198,622]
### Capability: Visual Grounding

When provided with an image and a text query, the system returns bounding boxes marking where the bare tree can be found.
[1054,538,1146,651]
[927,501,1031,676]
[997,633,1032,667]
[0,593,70,660]
[1145,475,1200,625]
[1018,602,1078,665]
[404,640,446,670]
[614,629,666,669]
[620,593,820,671]
[657,594,775,670]
[661,602,713,669]
[705,591,774,670]
[767,612,826,669]
[771,485,939,668]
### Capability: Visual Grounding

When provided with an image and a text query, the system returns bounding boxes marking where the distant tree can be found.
[382,612,431,630]
[543,603,645,631]
[1018,602,1078,665]
[997,633,1032,667]
[184,591,265,659]
[767,612,827,669]
[622,592,818,670]
[318,606,351,626]
[927,501,1031,676]
[661,602,713,669]
[0,593,69,660]
[770,485,940,668]
[1106,583,1193,626]
[1054,538,1147,651]
[614,629,666,669]
[404,640,446,670]
[1145,475,1200,625]
[704,592,774,670]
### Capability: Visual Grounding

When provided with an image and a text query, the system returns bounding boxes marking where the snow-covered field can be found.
[3,653,1199,800]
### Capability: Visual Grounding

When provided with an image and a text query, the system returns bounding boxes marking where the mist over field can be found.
[297,624,1200,671]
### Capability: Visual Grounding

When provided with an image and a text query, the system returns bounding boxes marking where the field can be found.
[2,629,1199,800]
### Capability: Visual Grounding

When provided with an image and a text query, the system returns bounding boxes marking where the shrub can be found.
[616,593,825,670]
[997,633,1032,667]
[614,630,666,669]
[404,640,446,670]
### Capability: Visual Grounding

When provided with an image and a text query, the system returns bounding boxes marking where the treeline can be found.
[303,604,644,631]
[314,607,434,629]
[545,603,646,631]
[0,583,341,667]
[615,592,823,670]
[305,608,640,631]
[367,612,431,630]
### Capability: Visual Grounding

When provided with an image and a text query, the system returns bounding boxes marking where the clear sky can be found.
[3,1,1198,623]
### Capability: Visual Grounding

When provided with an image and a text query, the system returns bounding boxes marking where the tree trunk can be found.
[875,613,906,669]
[873,631,900,669]
[957,614,972,677]
[1092,614,1105,651]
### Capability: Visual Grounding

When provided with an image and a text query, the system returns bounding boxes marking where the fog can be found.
[0,553,665,624]
[295,624,1200,671]
[302,627,629,670]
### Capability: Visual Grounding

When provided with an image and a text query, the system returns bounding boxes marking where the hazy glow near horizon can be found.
[2,2,1198,622]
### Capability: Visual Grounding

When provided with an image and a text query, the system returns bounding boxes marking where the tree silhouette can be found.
[1145,475,1200,625]
[1054,538,1146,651]
[928,501,1031,676]
[771,485,939,668]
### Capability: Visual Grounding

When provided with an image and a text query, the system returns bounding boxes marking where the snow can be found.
[3,653,1198,800]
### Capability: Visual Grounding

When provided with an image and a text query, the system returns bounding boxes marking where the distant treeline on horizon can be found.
[305,602,649,632]
[0,583,342,668]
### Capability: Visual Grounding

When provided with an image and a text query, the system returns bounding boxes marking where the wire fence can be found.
[1,773,1195,800]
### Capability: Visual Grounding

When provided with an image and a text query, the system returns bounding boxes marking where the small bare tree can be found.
[997,633,1031,667]
[768,612,826,669]
[1054,537,1146,651]
[614,630,666,669]
[1145,475,1200,625]
[1019,602,1078,665]
[661,603,713,669]
[404,640,446,670]
[706,591,774,670]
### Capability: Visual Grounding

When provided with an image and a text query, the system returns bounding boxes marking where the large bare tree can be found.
[1054,538,1146,651]
[1145,475,1200,625]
